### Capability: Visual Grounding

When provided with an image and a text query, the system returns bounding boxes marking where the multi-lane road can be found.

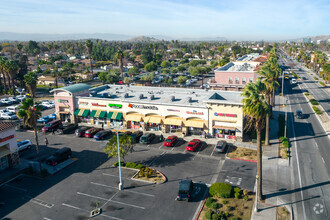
[279,53,330,220]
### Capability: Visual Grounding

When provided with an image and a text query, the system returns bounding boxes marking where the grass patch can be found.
[313,76,319,80]
[227,146,257,161]
[278,114,285,137]
[309,99,319,105]
[320,82,326,87]
[304,92,309,96]
[279,137,290,159]
[312,106,322,115]
[291,71,299,79]
[277,206,291,220]
[199,190,255,220]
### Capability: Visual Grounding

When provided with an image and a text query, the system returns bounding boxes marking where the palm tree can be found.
[85,40,93,78]
[24,72,38,98]
[0,57,8,94]
[258,63,280,146]
[115,50,125,80]
[16,43,23,57]
[268,48,281,106]
[5,60,19,96]
[242,80,270,201]
[17,98,42,172]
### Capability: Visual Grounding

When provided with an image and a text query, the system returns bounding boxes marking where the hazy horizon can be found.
[1,0,330,41]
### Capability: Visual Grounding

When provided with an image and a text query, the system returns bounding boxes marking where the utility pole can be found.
[114,121,123,190]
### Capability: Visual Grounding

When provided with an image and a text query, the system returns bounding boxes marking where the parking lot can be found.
[1,124,256,219]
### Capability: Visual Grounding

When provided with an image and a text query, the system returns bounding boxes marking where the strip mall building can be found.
[52,84,244,140]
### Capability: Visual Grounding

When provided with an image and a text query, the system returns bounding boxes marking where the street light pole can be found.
[114,122,123,190]
[254,175,258,212]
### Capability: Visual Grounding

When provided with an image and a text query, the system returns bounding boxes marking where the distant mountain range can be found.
[287,35,330,42]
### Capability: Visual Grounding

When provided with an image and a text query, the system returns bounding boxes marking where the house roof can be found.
[50,83,91,94]
[0,122,17,132]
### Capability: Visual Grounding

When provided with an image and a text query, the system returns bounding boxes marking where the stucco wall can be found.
[0,127,17,152]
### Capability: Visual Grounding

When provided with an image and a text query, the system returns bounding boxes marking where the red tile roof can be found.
[0,122,17,132]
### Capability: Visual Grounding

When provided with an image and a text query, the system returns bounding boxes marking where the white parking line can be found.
[149,151,167,166]
[158,145,163,149]
[43,218,52,220]
[102,173,119,177]
[210,146,216,157]
[77,192,145,209]
[5,184,28,192]
[90,182,155,197]
[24,196,54,208]
[62,203,123,220]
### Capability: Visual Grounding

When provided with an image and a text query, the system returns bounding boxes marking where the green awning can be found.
[115,112,123,120]
[89,110,97,118]
[82,109,90,117]
[99,111,107,118]
[107,112,114,119]
[73,109,80,116]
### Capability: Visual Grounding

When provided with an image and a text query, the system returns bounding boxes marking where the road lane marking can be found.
[43,218,52,220]
[77,192,145,209]
[321,157,325,164]
[90,182,155,197]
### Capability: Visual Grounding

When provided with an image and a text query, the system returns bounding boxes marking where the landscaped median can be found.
[226,146,257,163]
[279,137,290,159]
[113,161,167,184]
[304,93,322,115]
[198,182,255,220]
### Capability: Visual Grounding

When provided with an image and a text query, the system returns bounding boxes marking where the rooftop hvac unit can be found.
[186,97,192,103]
[124,93,129,98]
[90,91,97,97]
[139,94,144,99]
[102,93,109,98]
[150,95,155,100]
[170,96,175,101]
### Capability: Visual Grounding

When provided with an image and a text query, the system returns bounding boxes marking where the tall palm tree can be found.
[268,49,281,106]
[24,72,38,98]
[242,80,270,201]
[115,50,124,80]
[17,98,42,172]
[16,43,23,57]
[85,40,93,78]
[5,60,19,96]
[0,57,8,94]
[258,63,280,145]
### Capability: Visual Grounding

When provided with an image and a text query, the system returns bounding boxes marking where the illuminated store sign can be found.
[0,135,14,143]
[186,110,204,115]
[58,99,69,103]
[214,113,237,117]
[92,103,106,107]
[128,104,158,110]
[79,102,88,105]
[108,104,122,109]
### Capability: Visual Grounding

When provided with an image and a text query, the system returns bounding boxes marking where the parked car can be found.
[215,140,227,153]
[132,130,143,143]
[37,115,52,124]
[140,133,156,144]
[85,127,103,138]
[16,95,27,102]
[41,101,55,108]
[93,130,112,140]
[8,97,19,104]
[75,126,92,137]
[176,179,194,202]
[164,135,178,147]
[56,123,78,134]
[0,109,14,115]
[6,105,20,114]
[296,110,303,119]
[42,120,62,133]
[17,140,32,151]
[48,113,56,119]
[186,139,201,151]
[46,147,72,165]
[0,113,18,120]
[1,98,13,106]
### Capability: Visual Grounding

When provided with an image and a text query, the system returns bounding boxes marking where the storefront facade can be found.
[0,123,19,172]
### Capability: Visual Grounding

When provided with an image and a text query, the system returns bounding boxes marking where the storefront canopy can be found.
[74,109,90,117]
[125,114,142,122]
[164,118,183,126]
[111,112,123,120]
[89,110,97,118]
[107,112,113,119]
[81,109,90,117]
[145,116,162,124]
[73,109,80,116]
[185,120,204,128]
[99,111,107,118]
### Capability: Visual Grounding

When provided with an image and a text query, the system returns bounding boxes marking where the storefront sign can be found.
[58,99,69,103]
[186,110,204,115]
[108,104,122,109]
[0,135,14,143]
[128,104,158,110]
[167,109,180,112]
[214,113,237,117]
[92,103,106,107]
[79,101,88,105]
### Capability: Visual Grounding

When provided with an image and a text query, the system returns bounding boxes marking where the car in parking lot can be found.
[93,130,112,140]
[140,133,155,144]
[296,109,303,119]
[85,127,103,138]
[6,105,20,114]
[132,130,143,143]
[46,147,72,165]
[176,179,194,202]
[56,123,78,134]
[1,98,13,106]
[75,126,92,137]
[0,112,18,120]
[164,135,178,147]
[37,115,52,124]
[17,140,32,151]
[186,139,201,151]
[42,120,62,133]
[41,101,55,108]
[215,140,227,153]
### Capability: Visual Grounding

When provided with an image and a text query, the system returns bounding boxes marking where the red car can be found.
[186,139,201,151]
[84,127,103,138]
[164,135,178,147]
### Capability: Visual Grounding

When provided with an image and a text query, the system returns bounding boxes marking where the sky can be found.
[0,0,329,41]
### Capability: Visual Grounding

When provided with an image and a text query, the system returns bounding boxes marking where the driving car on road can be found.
[296,110,303,119]
[164,135,178,147]
[17,140,32,151]
[186,139,201,151]
[176,179,194,202]
[215,140,227,153]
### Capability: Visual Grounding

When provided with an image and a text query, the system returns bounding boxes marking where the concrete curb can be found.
[226,156,257,163]
[195,193,208,220]
[128,167,167,184]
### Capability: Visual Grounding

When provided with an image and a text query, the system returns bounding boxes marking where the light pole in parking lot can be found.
[113,121,123,190]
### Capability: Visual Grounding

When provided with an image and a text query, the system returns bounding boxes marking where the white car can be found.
[0,109,14,115]
[16,95,27,101]
[41,102,55,108]
[1,98,13,105]
[17,140,32,151]
[8,97,19,103]
[0,113,18,120]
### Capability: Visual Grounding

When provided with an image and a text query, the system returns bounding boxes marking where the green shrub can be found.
[312,106,322,115]
[243,189,249,196]
[222,200,228,204]
[212,213,221,220]
[113,161,125,167]
[224,212,229,217]
[209,182,232,198]
[206,197,215,208]
[135,164,144,169]
[279,136,288,142]
[279,93,282,96]
[243,195,249,201]
[282,140,289,148]
[125,162,137,168]
[314,76,318,80]
[205,210,212,220]
[304,92,309,96]
[210,202,220,210]
[226,205,232,211]
[234,187,241,194]
[234,193,240,199]
[310,99,319,105]
[320,82,326,87]
[231,217,240,220]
